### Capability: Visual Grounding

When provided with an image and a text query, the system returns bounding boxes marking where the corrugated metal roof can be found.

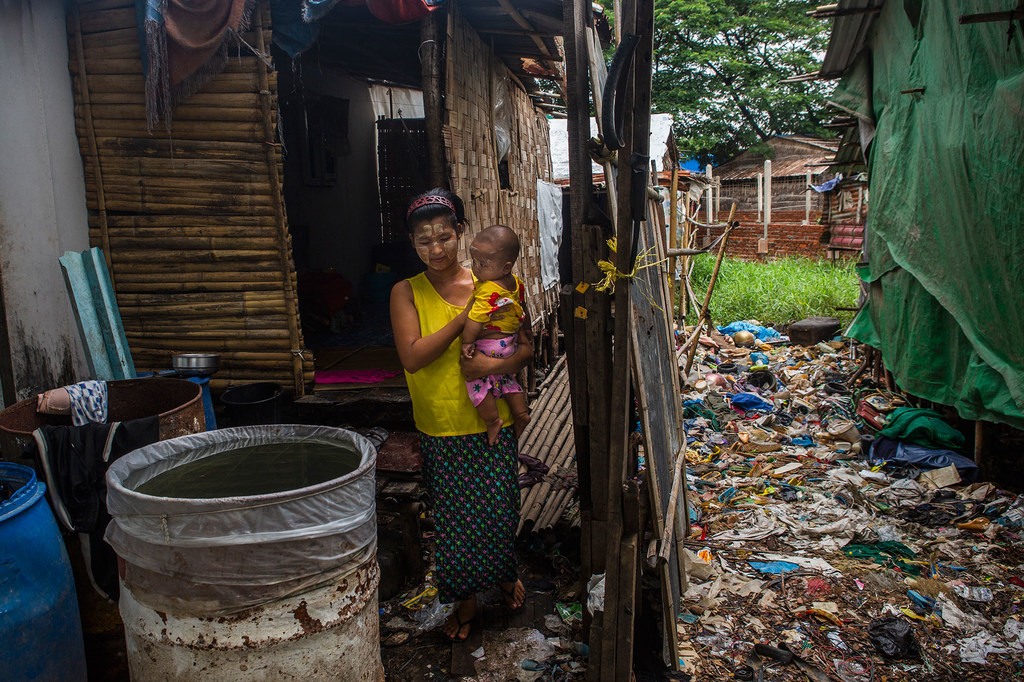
[717,154,836,181]
[818,0,886,79]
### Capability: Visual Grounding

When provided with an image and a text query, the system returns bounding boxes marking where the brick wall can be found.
[694,210,835,260]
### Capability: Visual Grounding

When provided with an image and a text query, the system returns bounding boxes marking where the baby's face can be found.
[469,239,510,282]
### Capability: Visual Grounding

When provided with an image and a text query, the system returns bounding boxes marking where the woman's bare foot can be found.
[499,579,525,611]
[443,596,477,641]
[485,417,503,445]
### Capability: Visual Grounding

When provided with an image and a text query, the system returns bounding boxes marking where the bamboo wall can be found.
[443,2,557,324]
[66,0,312,394]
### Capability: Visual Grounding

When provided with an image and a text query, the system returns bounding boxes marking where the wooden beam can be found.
[498,51,564,62]
[495,0,557,58]
[478,27,560,38]
[960,4,1024,24]
[420,10,448,189]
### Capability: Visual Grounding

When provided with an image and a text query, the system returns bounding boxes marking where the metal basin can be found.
[0,378,205,469]
[172,353,221,377]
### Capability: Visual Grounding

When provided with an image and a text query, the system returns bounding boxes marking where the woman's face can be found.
[410,218,460,270]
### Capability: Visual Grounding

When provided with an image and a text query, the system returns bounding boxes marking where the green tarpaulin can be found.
[842,0,1024,429]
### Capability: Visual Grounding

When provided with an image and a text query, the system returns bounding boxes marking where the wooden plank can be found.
[630,216,685,670]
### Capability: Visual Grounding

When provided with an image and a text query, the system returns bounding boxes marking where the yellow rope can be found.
[593,237,666,295]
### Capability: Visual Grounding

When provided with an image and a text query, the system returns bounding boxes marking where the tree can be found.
[651,0,833,164]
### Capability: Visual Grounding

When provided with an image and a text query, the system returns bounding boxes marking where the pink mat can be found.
[315,369,401,384]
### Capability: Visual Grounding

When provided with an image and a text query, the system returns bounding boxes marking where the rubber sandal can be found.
[444,611,474,642]
[500,581,525,612]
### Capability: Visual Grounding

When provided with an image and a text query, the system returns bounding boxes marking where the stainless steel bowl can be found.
[172,353,221,377]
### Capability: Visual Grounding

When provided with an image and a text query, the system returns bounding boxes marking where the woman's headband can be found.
[407,194,456,221]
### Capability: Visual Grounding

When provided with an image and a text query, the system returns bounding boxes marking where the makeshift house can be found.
[61,0,563,396]
[817,0,1024,430]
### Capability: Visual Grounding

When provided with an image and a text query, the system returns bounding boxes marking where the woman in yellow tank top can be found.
[390,189,531,641]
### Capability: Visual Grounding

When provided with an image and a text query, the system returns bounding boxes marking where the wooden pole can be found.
[254,10,305,396]
[658,446,686,563]
[684,203,737,375]
[974,420,985,471]
[420,9,448,189]
[679,191,690,319]
[70,7,114,282]
[668,165,679,319]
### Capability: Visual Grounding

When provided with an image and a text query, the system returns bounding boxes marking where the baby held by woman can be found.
[461,225,531,444]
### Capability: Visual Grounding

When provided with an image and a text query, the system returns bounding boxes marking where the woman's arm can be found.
[391,280,468,373]
[459,325,533,380]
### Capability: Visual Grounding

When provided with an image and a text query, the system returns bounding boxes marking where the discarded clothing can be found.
[869,436,978,482]
[844,541,921,575]
[717,321,781,341]
[29,417,160,600]
[64,380,108,426]
[876,407,966,451]
[518,454,549,488]
[730,392,774,413]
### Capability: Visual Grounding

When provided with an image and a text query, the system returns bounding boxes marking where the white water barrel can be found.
[105,425,383,681]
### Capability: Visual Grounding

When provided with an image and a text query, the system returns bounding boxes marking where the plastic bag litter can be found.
[868,616,920,659]
[415,599,455,631]
[586,574,606,614]
[717,321,781,341]
[959,631,1011,664]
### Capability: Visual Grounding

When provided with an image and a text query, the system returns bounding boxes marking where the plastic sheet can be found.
[105,425,377,616]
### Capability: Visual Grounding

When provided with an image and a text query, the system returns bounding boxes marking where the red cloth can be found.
[366,0,438,25]
[164,0,252,87]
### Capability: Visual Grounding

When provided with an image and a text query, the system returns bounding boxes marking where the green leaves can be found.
[650,0,834,164]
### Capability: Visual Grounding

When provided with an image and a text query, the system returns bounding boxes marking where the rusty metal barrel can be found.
[104,425,382,681]
[0,378,205,470]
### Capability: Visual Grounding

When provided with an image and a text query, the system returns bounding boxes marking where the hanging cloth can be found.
[137,0,255,128]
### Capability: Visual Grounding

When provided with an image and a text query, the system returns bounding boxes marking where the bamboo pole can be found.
[678,192,691,319]
[70,6,114,283]
[519,418,575,532]
[92,214,277,228]
[684,203,737,375]
[519,413,573,515]
[254,9,305,396]
[657,446,686,563]
[668,165,679,319]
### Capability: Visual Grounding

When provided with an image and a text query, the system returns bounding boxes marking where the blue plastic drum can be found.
[0,462,86,681]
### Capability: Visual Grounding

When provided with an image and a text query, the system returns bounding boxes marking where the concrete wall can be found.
[280,67,381,298]
[0,0,90,404]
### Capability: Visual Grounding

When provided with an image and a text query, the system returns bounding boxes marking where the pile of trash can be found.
[676,320,1024,681]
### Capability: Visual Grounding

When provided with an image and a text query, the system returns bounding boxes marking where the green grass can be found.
[683,255,860,328]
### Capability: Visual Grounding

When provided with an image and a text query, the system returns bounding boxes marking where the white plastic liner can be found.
[104,425,376,616]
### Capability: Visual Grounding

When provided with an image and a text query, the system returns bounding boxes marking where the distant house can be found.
[697,136,839,259]
[715,135,838,214]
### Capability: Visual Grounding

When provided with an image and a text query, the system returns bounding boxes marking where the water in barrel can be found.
[135,442,361,498]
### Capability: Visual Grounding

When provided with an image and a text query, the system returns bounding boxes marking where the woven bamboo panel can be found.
[68,0,312,394]
[444,2,555,325]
